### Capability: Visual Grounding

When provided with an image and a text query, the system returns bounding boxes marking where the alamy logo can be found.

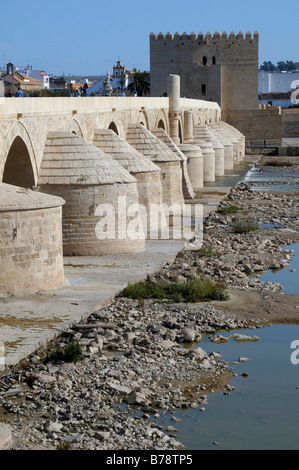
[0,341,5,370]
[290,340,299,365]
[94,197,203,250]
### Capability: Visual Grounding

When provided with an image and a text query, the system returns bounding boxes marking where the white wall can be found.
[259,70,299,93]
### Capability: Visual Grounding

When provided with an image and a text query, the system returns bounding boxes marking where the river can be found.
[157,157,299,450]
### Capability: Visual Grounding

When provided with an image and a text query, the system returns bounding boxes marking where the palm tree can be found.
[119,76,126,92]
[127,70,150,96]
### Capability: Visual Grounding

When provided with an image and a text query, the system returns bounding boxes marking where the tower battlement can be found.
[150,31,259,42]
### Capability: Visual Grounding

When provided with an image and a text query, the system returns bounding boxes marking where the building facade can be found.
[150,31,282,144]
[150,31,259,112]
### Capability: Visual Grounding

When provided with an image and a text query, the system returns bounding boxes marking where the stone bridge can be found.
[0,74,245,297]
[0,94,220,187]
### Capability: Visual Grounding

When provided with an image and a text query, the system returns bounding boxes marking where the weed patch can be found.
[120,277,229,303]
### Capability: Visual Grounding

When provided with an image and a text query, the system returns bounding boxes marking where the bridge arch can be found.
[137,110,149,129]
[157,120,165,129]
[154,109,168,133]
[67,118,84,137]
[178,119,183,143]
[108,121,119,135]
[1,121,37,188]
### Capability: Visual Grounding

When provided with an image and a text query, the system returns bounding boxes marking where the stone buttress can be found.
[0,183,66,297]
[93,128,165,237]
[194,125,225,177]
[38,132,145,256]
[151,127,195,200]
[125,124,184,212]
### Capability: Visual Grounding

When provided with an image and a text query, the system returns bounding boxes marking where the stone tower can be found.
[150,31,259,112]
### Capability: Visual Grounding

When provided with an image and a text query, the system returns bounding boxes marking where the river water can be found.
[160,158,299,450]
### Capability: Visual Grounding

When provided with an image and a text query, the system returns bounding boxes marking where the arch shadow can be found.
[1,121,38,187]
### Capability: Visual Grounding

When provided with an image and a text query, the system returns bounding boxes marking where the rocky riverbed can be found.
[0,161,298,450]
[158,179,299,291]
[0,300,251,450]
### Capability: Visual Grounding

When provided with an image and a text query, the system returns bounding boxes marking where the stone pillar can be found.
[183,110,194,143]
[167,74,181,145]
[210,128,234,170]
[198,142,216,182]
[213,139,225,177]
[178,144,203,192]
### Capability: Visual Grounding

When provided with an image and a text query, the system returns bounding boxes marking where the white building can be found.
[259,70,299,94]
[25,67,50,89]
[86,60,132,96]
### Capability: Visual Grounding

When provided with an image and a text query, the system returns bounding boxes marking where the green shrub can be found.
[217,205,243,214]
[56,441,72,450]
[232,218,258,235]
[44,341,83,364]
[196,246,220,257]
[120,277,229,303]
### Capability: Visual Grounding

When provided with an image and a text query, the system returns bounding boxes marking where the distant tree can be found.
[127,70,150,96]
[119,76,126,91]
[260,61,276,71]
[286,61,296,71]
[277,61,287,71]
[277,60,296,71]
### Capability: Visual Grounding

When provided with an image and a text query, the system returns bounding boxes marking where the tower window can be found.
[212,56,216,65]
[202,84,206,96]
[203,56,207,65]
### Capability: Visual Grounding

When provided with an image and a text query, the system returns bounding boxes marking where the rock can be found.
[95,410,112,420]
[107,382,132,395]
[190,402,199,409]
[209,335,230,343]
[165,426,178,433]
[88,346,99,355]
[199,359,212,370]
[45,421,63,434]
[94,431,111,441]
[159,340,178,349]
[0,425,12,450]
[239,357,251,362]
[35,373,56,385]
[182,328,197,342]
[172,417,181,423]
[188,347,208,361]
[231,334,260,342]
[63,434,82,444]
[123,332,136,342]
[126,391,147,405]
[3,388,22,397]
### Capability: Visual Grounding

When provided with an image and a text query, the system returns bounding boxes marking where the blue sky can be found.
[0,0,298,75]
